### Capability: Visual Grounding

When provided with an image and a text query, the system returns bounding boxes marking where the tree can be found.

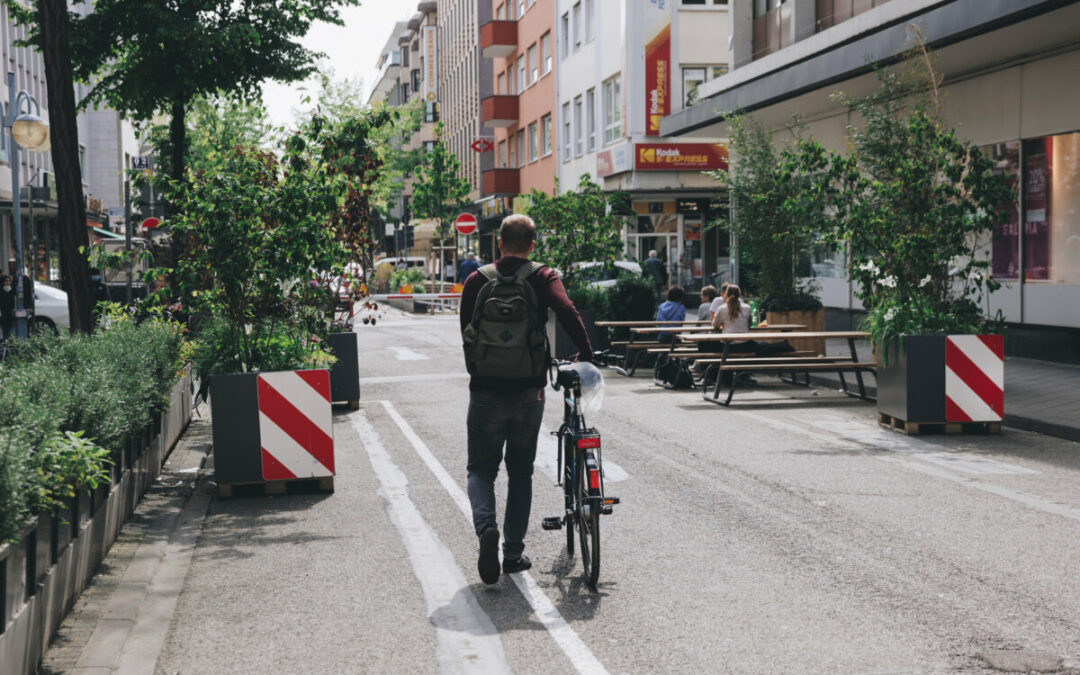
[5,0,95,332]
[411,124,471,281]
[708,115,822,311]
[66,0,359,188]
[526,175,626,288]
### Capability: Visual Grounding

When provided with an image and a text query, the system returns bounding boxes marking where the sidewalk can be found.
[818,340,1080,443]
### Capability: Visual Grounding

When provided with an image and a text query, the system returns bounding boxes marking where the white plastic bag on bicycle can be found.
[562,361,605,414]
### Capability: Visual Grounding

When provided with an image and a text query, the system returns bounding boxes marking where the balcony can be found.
[483,168,519,196]
[481,95,518,128]
[481,21,517,59]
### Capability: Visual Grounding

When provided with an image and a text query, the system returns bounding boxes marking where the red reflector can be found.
[588,468,600,490]
[576,437,600,449]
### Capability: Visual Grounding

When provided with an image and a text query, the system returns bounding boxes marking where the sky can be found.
[260,2,405,127]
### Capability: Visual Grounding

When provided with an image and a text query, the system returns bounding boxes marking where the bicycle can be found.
[543,359,619,588]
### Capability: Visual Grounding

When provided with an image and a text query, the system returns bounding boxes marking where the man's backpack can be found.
[462,262,549,379]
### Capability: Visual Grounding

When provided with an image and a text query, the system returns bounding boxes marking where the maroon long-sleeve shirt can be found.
[460,256,593,392]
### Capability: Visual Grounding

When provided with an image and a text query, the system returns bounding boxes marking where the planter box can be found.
[550,308,609,360]
[209,370,335,486]
[765,308,826,356]
[327,332,360,409]
[878,335,1004,424]
[0,372,192,675]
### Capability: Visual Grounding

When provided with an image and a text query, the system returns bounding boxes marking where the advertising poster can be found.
[635,143,728,171]
[644,0,671,136]
[1024,140,1050,281]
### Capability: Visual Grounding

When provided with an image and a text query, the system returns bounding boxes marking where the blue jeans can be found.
[466,388,545,560]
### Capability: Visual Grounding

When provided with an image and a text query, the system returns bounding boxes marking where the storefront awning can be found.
[91,227,124,240]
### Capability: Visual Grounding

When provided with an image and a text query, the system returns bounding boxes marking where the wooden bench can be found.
[680,331,877,406]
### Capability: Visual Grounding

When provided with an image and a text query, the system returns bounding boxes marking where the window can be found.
[516,55,525,93]
[423,140,436,153]
[79,145,87,175]
[562,102,571,162]
[506,68,515,94]
[572,2,582,49]
[516,130,525,168]
[541,114,552,156]
[507,0,515,19]
[518,0,526,17]
[1020,133,1080,284]
[713,65,729,78]
[497,72,506,95]
[540,32,552,74]
[573,95,583,157]
[683,67,706,107]
[528,122,539,162]
[585,0,595,42]
[508,134,517,167]
[585,88,596,152]
[496,3,505,20]
[603,76,621,144]
[561,13,570,59]
[527,44,538,85]
[498,140,508,168]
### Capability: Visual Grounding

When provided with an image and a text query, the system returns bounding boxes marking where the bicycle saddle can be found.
[556,367,581,389]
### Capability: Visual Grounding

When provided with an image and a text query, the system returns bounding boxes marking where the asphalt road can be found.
[157,307,1080,674]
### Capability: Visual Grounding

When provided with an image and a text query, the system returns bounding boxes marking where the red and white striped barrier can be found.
[945,335,1004,422]
[256,370,335,480]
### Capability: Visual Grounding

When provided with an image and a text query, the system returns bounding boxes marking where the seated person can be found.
[697,285,718,321]
[699,284,755,354]
[708,281,731,321]
[655,286,686,343]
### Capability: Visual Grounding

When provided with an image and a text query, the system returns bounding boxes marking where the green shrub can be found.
[567,284,609,317]
[390,267,426,292]
[602,276,657,341]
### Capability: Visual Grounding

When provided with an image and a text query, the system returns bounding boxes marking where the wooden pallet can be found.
[217,476,335,498]
[878,412,1001,436]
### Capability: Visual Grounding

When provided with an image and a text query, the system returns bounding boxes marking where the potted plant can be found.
[171,109,390,491]
[807,53,1013,430]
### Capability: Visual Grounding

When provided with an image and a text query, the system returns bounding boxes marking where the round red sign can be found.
[455,212,478,235]
[141,217,162,230]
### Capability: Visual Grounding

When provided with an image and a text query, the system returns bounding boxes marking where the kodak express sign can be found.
[635,143,729,171]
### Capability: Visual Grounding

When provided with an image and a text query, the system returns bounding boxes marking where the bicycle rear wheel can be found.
[577,455,600,587]
[563,438,575,556]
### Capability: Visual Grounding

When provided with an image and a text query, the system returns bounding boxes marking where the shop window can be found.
[1022,132,1080,284]
[980,141,1020,280]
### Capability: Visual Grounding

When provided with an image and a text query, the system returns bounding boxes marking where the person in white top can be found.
[708,281,731,321]
[710,284,755,349]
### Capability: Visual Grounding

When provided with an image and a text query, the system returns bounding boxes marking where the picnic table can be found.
[681,330,876,406]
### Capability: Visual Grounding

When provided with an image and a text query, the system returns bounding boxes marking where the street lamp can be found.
[4,72,50,339]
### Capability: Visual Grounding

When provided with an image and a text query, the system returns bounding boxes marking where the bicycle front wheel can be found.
[577,457,600,587]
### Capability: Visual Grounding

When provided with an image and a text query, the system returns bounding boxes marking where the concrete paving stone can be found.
[74,619,133,668]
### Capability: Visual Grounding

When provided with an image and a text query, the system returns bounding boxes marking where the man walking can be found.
[458,251,481,284]
[459,214,593,584]
[644,249,667,301]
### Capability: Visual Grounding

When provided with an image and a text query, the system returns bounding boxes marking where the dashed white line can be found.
[380,401,611,675]
[351,411,510,674]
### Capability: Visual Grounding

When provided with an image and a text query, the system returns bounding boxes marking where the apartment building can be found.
[662,0,1080,361]
[0,3,141,284]
[556,0,732,290]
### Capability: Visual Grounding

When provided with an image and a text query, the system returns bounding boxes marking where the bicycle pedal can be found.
[541,517,563,530]
[603,497,620,505]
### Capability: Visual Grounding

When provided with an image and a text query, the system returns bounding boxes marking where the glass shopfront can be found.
[622,199,729,292]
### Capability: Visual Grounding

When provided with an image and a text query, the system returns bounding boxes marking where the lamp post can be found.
[4,72,50,339]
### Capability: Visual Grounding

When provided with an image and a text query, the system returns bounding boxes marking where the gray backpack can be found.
[462,262,548,379]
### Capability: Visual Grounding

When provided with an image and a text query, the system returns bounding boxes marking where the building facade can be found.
[662,0,1080,361]
[555,0,732,291]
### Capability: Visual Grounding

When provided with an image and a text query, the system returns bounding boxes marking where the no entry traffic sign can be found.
[455,212,478,235]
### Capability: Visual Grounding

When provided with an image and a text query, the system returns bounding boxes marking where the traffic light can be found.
[405,225,415,248]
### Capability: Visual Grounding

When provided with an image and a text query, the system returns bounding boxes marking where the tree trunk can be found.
[169,98,186,187]
[38,0,93,333]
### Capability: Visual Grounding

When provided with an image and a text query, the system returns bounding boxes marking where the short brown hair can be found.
[499,214,536,254]
[700,285,718,301]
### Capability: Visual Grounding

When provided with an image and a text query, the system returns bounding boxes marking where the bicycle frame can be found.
[555,380,606,503]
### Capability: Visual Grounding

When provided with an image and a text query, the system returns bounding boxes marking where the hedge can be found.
[0,317,183,543]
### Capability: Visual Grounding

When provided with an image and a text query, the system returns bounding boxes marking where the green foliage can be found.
[708,116,821,311]
[411,123,472,237]
[802,56,1013,349]
[598,275,657,341]
[527,175,628,289]
[0,319,183,542]
[190,318,334,391]
[390,268,427,292]
[567,284,609,316]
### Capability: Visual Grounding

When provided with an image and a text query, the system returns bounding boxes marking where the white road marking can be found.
[389,346,430,361]
[536,425,628,483]
[730,410,1080,524]
[360,373,470,385]
[351,412,510,674]
[380,401,611,675]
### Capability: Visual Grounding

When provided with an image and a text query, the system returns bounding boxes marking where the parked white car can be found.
[571,261,644,288]
[32,282,69,333]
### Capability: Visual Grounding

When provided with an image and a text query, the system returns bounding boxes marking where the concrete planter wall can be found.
[327,332,361,408]
[209,369,335,486]
[877,335,1005,424]
[0,372,193,675]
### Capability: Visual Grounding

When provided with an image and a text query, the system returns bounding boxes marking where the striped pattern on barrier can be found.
[257,370,335,480]
[945,335,1004,422]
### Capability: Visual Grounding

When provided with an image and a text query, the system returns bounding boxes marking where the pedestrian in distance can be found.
[459,214,593,585]
[697,285,718,321]
[655,286,686,343]
[0,274,15,341]
[458,251,481,284]
[643,249,667,301]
